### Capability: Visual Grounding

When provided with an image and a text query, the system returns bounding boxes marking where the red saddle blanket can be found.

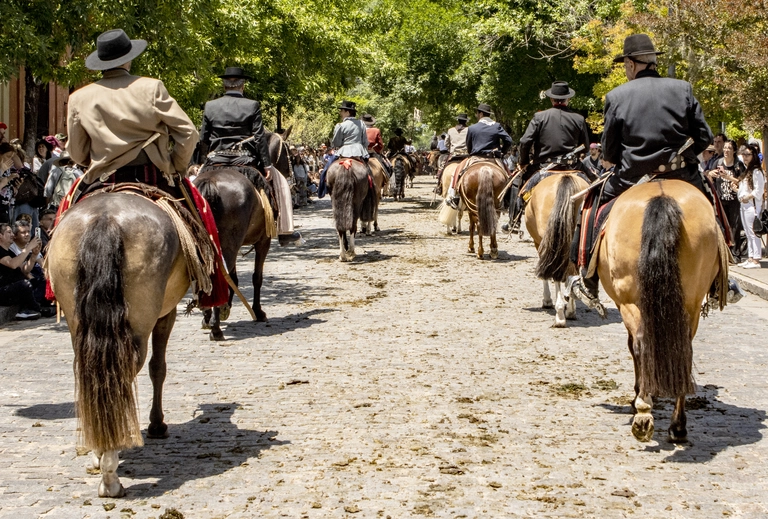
[47,178,228,309]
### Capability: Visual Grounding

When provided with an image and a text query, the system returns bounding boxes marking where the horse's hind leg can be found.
[209,306,225,341]
[552,281,567,328]
[542,280,553,308]
[338,231,348,262]
[252,239,269,322]
[348,229,357,260]
[202,308,212,330]
[489,230,498,259]
[630,332,655,442]
[468,217,476,254]
[477,229,485,259]
[565,285,577,320]
[669,395,688,443]
[98,450,124,498]
[148,310,175,436]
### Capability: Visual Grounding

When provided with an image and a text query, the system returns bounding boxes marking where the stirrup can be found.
[566,276,606,319]
[445,197,459,210]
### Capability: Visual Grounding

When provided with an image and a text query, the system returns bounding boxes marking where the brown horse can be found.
[391,154,411,200]
[327,160,376,261]
[595,180,729,442]
[194,167,272,340]
[525,172,589,327]
[366,158,387,233]
[458,161,507,259]
[46,193,191,497]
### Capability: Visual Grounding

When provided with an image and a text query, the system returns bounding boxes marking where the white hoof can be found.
[98,479,125,498]
[542,299,554,309]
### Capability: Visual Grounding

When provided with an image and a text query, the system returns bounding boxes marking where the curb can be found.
[0,306,19,326]
[730,271,768,301]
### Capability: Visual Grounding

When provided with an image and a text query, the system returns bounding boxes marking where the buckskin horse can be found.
[594,180,730,442]
[525,172,589,327]
[438,161,465,234]
[46,193,192,497]
[195,167,272,340]
[458,160,507,259]
[327,159,376,261]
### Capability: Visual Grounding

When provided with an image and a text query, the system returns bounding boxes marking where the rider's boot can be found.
[445,187,460,209]
[566,272,606,319]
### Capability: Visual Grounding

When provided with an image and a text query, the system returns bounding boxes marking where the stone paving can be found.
[0,177,767,518]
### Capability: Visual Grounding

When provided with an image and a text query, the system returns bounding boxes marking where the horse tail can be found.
[360,169,376,223]
[332,165,355,233]
[476,166,498,235]
[394,157,406,192]
[637,195,694,397]
[535,174,579,282]
[73,216,142,452]
[194,176,223,219]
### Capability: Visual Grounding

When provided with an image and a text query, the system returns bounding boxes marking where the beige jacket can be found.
[67,68,198,184]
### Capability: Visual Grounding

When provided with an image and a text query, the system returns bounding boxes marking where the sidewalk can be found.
[731,259,768,300]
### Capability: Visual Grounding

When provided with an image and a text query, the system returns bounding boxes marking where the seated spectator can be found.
[38,208,56,250]
[10,220,52,314]
[0,223,44,320]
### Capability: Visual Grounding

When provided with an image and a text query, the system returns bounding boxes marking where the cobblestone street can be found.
[1,177,767,518]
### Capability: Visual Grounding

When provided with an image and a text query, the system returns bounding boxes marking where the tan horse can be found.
[458,161,507,259]
[439,162,464,234]
[525,172,589,327]
[367,158,387,233]
[46,193,191,497]
[595,180,729,442]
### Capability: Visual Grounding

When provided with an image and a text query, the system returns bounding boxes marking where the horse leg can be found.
[552,281,567,328]
[457,208,463,234]
[348,229,357,260]
[628,333,640,413]
[669,395,688,443]
[489,229,498,259]
[202,308,212,330]
[338,231,348,262]
[148,310,175,436]
[630,331,655,441]
[209,306,225,341]
[219,266,235,322]
[468,217,476,254]
[98,450,124,498]
[252,240,269,322]
[565,284,577,320]
[542,280,554,308]
[477,228,485,259]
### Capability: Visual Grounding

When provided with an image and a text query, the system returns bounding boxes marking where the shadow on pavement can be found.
[14,402,76,420]
[120,402,289,498]
[599,386,766,463]
[221,308,338,339]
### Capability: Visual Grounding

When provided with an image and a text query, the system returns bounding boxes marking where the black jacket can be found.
[519,106,590,166]
[602,69,712,181]
[466,118,513,156]
[200,92,272,167]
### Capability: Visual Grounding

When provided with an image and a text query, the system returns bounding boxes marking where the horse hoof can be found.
[668,427,688,444]
[565,312,577,320]
[209,329,225,341]
[98,480,125,498]
[256,310,268,322]
[201,318,211,330]
[542,300,554,309]
[219,304,231,322]
[631,414,654,442]
[147,422,169,439]
[374,224,380,231]
[490,249,499,260]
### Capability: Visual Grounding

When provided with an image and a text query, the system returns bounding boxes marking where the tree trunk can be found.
[22,68,41,159]
[763,125,767,173]
[276,103,283,133]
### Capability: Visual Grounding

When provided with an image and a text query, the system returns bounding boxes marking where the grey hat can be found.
[613,34,664,63]
[476,103,493,115]
[545,81,575,99]
[85,29,147,71]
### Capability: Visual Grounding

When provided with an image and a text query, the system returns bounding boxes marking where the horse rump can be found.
[74,215,142,452]
[637,195,694,397]
[476,166,498,235]
[360,175,377,223]
[535,174,579,282]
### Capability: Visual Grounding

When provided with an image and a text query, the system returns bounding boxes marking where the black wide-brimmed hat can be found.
[85,29,147,71]
[476,103,493,115]
[545,81,575,99]
[338,100,357,111]
[362,113,376,125]
[219,66,251,79]
[457,113,469,122]
[613,34,664,63]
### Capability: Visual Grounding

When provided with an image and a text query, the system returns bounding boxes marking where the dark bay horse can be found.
[458,161,507,259]
[595,180,730,442]
[46,193,190,497]
[327,159,376,261]
[391,154,410,200]
[195,167,272,340]
[525,172,589,327]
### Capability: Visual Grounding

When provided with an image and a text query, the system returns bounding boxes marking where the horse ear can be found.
[282,125,293,141]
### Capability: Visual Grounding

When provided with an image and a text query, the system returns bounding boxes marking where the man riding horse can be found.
[507,81,591,230]
[318,100,370,197]
[566,34,741,312]
[200,67,301,246]
[362,113,392,179]
[446,104,513,209]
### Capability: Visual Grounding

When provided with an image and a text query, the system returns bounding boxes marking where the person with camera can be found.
[736,143,764,269]
[0,222,45,319]
[707,140,744,260]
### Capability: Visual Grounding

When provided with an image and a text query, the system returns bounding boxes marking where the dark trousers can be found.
[0,279,40,312]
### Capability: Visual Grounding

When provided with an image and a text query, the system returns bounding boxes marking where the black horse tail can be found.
[394,157,406,195]
[476,166,498,235]
[332,165,356,233]
[360,170,377,223]
[73,216,142,452]
[637,195,694,397]
[195,176,223,220]
[536,174,579,282]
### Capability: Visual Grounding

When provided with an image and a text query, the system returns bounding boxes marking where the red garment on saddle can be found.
[46,178,229,309]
